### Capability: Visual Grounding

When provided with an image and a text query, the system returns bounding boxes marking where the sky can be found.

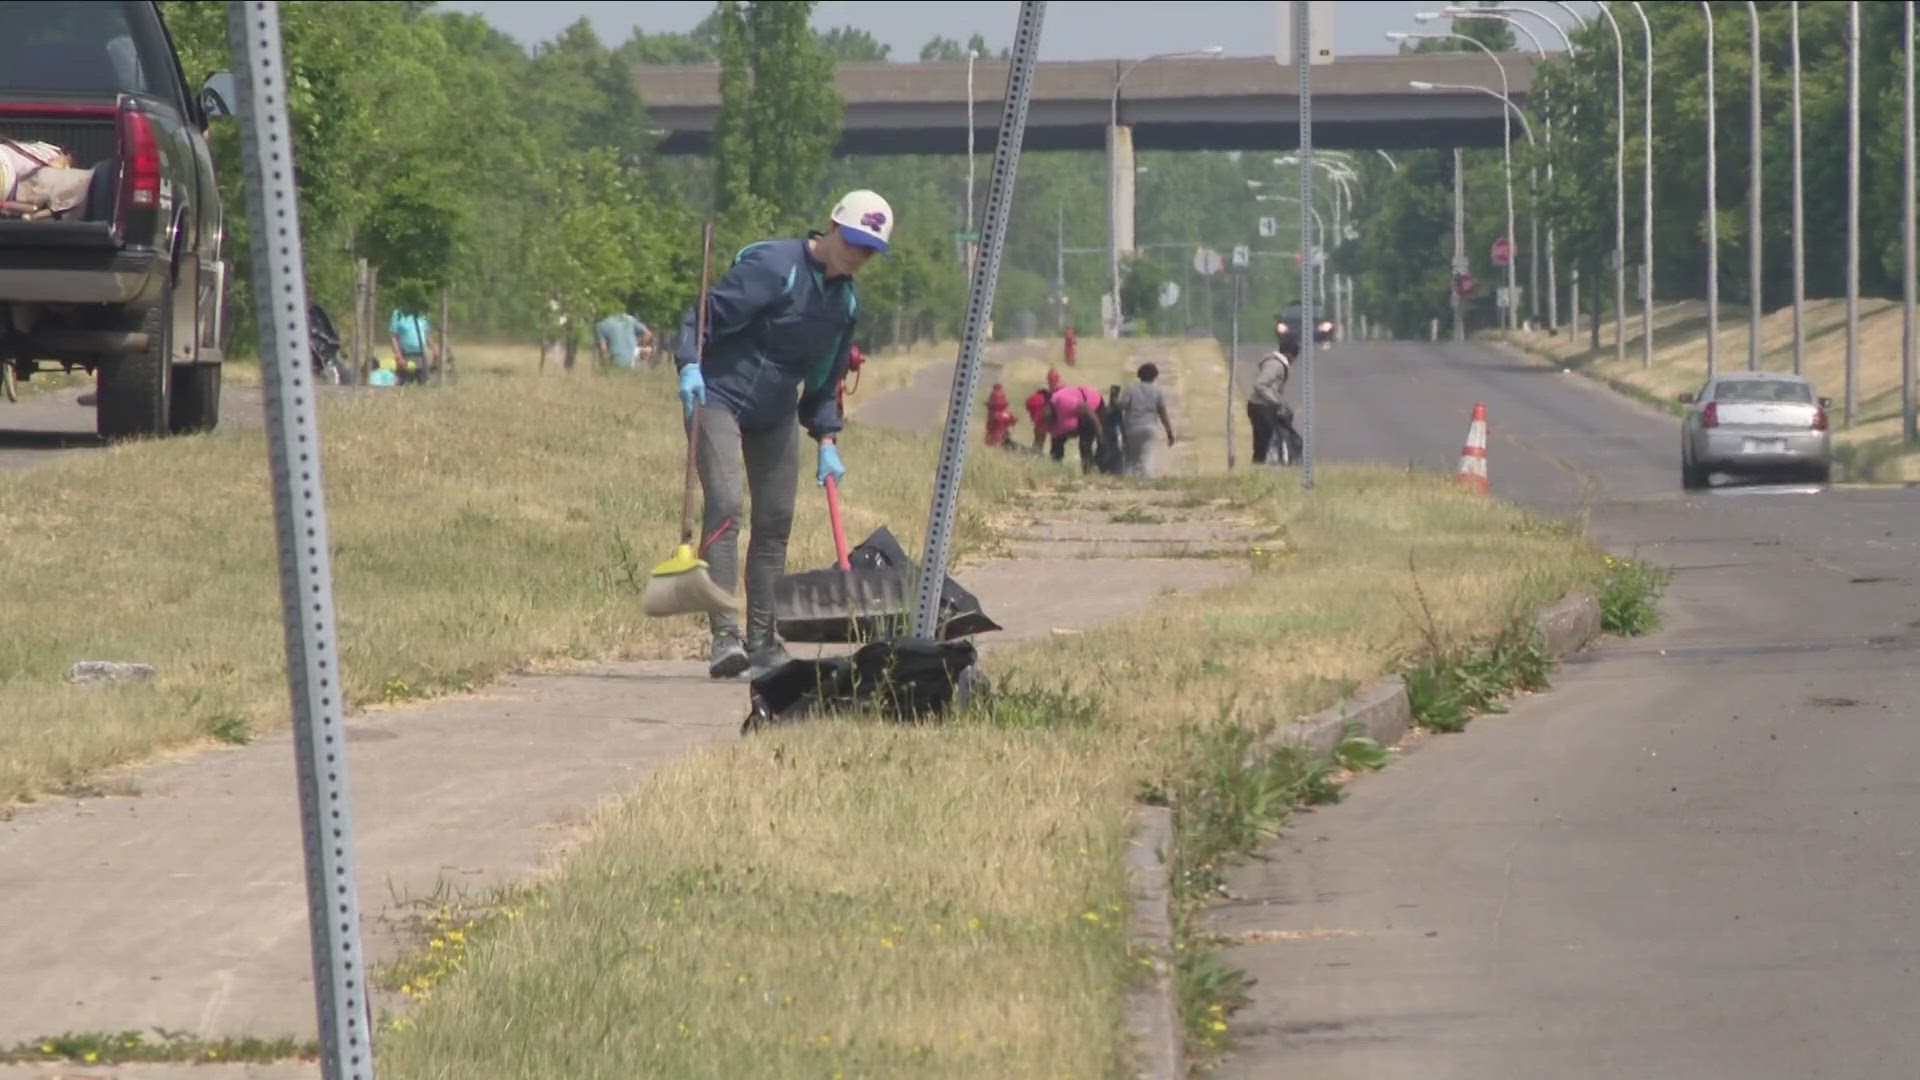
[439,1,1598,62]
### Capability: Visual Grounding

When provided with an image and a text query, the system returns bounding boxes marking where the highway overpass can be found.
[632,51,1540,157]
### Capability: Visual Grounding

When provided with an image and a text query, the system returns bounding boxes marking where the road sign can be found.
[1491,237,1512,267]
[1453,255,1470,274]
[1231,244,1251,269]
[1258,216,1278,238]
[1275,0,1335,66]
[1159,280,1181,308]
[1193,247,1225,276]
[1454,271,1475,297]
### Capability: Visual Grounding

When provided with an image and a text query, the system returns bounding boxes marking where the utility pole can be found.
[1846,0,1860,427]
[1747,0,1763,371]
[1453,147,1465,342]
[1055,196,1066,332]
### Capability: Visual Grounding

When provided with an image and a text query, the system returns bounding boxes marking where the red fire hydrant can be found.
[985,382,1017,447]
[1063,326,1078,366]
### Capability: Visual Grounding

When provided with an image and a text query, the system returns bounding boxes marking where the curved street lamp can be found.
[1628,2,1655,369]
[1426,8,1554,326]
[1547,0,1627,362]
[1702,1,1719,378]
[1108,46,1224,337]
[1412,78,1534,333]
[1389,30,1523,328]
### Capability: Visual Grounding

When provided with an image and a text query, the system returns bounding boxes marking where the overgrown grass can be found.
[0,344,1056,806]
[375,445,1612,1078]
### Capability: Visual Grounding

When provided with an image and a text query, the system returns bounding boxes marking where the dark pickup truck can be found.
[0,0,234,439]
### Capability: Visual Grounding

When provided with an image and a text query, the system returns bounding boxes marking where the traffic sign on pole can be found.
[1454,271,1475,297]
[1275,0,1336,66]
[1231,244,1251,269]
[1193,247,1225,276]
[1491,236,1512,268]
[1258,216,1278,238]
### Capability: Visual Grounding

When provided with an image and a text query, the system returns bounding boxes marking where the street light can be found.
[1629,2,1654,369]
[966,49,978,270]
[1425,7,1553,327]
[1409,75,1528,333]
[1391,30,1523,329]
[1702,1,1720,380]
[1108,46,1224,337]
[1548,0,1627,363]
[1746,1,1762,371]
[1846,0,1860,426]
[1791,0,1806,375]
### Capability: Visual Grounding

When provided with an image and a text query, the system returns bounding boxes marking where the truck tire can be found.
[97,278,174,441]
[169,363,222,434]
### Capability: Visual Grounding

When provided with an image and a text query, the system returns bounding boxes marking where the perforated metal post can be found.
[1226,270,1240,469]
[225,4,376,1077]
[1295,0,1316,491]
[912,2,1047,640]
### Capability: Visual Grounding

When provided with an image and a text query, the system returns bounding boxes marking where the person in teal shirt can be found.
[388,308,434,384]
[595,311,645,371]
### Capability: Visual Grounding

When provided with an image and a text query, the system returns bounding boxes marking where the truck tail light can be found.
[116,103,162,225]
[1701,402,1719,429]
[1812,406,1829,432]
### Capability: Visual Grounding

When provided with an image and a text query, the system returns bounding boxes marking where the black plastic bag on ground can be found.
[775,526,1002,643]
[741,639,989,733]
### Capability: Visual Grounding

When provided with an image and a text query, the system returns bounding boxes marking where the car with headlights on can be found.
[1679,372,1831,489]
[1276,303,1334,347]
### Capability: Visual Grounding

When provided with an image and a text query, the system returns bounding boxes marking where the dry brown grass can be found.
[0,347,1056,806]
[1493,297,1920,480]
[379,393,1606,1078]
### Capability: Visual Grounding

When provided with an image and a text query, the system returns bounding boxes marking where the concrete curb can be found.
[1122,805,1184,1080]
[1124,592,1601,1079]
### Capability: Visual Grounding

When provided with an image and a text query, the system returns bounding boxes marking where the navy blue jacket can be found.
[675,235,858,438]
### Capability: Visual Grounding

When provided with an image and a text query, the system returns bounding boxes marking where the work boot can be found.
[745,642,792,682]
[708,635,749,680]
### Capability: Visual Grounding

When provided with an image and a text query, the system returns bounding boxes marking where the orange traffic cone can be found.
[1456,402,1489,494]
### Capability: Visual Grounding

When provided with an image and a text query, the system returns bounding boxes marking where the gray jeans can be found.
[692,405,801,647]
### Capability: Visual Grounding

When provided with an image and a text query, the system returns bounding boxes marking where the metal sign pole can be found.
[1295,0,1317,491]
[912,1,1047,640]
[1227,269,1241,469]
[225,4,376,1076]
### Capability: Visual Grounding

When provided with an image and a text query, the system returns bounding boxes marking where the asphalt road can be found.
[1217,340,1920,1080]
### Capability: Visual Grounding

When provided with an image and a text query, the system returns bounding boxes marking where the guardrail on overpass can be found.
[634,51,1539,156]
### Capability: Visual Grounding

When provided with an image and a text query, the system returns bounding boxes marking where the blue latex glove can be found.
[677,364,706,417]
[816,442,846,487]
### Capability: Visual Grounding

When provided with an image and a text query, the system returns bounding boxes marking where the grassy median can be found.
[0,344,1052,807]
[375,466,1607,1077]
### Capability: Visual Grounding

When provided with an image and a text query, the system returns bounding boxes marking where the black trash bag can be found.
[776,526,1002,644]
[741,639,989,733]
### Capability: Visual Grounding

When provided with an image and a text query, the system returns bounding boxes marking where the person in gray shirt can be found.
[1116,363,1178,477]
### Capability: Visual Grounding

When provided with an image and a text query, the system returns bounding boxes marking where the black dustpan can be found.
[776,524,1002,644]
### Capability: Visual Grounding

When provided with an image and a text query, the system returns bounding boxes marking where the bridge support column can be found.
[1106,122,1136,337]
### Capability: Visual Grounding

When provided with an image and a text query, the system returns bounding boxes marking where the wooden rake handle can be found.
[679,221,715,547]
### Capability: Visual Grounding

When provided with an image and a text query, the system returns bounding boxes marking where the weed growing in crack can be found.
[1402,556,1554,733]
[1598,553,1670,636]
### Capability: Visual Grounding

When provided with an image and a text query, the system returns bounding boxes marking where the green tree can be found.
[712,2,845,228]
[817,26,891,62]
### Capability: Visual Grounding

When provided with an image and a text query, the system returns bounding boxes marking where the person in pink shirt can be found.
[1045,382,1106,472]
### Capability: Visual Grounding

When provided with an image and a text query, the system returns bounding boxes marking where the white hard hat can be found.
[829,190,893,255]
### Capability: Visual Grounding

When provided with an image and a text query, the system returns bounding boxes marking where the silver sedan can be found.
[1678,373,1833,489]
